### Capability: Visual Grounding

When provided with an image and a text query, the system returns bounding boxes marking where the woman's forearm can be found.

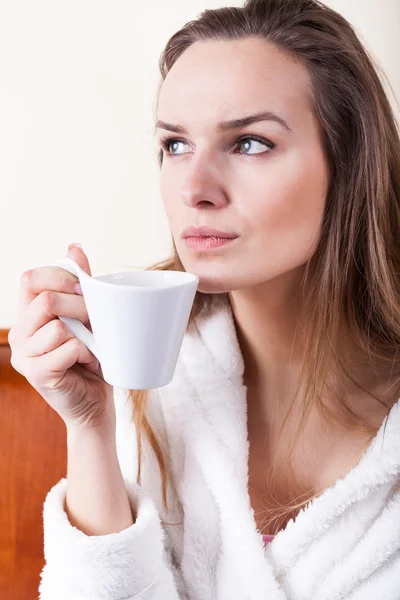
[65,423,136,536]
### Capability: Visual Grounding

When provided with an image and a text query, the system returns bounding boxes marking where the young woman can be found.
[9,0,400,598]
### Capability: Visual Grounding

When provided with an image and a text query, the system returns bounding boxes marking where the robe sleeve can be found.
[38,387,185,600]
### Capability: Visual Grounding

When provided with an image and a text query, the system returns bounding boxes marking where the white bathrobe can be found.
[38,295,400,600]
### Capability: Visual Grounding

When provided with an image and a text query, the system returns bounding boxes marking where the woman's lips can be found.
[182,226,238,238]
[184,236,238,250]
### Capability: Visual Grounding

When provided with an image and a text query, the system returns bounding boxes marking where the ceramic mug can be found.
[46,257,199,389]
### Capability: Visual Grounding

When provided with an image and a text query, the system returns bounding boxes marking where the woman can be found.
[9,0,400,598]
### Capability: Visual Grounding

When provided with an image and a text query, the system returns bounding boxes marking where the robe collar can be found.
[163,294,400,598]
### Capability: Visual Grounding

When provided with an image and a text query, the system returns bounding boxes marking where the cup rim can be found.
[89,269,199,290]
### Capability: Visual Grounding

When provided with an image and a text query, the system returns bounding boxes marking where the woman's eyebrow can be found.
[156,111,292,134]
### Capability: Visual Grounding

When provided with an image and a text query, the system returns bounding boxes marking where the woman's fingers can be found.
[25,318,75,357]
[18,267,78,320]
[67,245,93,279]
[17,245,92,321]
[24,337,99,390]
[15,290,90,341]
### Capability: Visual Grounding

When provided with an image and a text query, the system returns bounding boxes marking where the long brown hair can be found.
[128,0,400,534]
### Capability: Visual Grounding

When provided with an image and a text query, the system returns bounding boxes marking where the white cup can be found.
[46,257,199,389]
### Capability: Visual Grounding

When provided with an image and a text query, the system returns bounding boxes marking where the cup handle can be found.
[47,258,100,362]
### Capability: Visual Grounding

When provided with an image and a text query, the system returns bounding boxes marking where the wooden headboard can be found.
[0,330,67,599]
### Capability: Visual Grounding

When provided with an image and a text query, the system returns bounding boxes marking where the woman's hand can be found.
[8,244,115,430]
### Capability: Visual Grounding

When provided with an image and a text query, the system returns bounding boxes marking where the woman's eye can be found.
[236,137,274,155]
[162,139,190,155]
[159,135,275,156]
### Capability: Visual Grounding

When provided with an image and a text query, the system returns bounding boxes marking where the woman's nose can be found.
[180,157,228,208]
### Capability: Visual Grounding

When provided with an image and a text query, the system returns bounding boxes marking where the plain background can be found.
[1,0,399,328]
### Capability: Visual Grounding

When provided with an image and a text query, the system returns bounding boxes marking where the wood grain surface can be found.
[0,331,67,599]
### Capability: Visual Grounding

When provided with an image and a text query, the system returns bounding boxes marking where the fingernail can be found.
[74,283,83,295]
[69,243,82,249]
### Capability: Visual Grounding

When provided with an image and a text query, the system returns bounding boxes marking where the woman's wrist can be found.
[64,397,117,439]
[65,417,135,535]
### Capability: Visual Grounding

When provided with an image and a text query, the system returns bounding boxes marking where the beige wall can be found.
[1,0,399,328]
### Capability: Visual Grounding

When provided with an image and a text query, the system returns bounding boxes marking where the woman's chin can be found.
[194,278,232,295]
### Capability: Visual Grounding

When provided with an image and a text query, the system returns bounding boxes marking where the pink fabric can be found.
[262,534,275,546]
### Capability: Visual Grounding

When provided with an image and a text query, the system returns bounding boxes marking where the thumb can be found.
[66,243,92,277]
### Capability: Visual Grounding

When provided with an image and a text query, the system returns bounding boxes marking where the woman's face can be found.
[156,37,330,294]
